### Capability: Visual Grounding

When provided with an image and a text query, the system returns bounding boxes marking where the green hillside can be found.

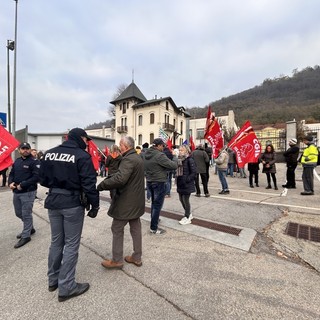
[187,66,320,126]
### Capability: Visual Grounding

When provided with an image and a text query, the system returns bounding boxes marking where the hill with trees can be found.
[187,66,320,126]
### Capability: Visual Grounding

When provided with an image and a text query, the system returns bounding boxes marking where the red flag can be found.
[104,145,109,157]
[0,126,20,170]
[228,120,252,147]
[87,140,100,171]
[204,106,223,157]
[189,136,196,151]
[166,137,173,150]
[0,155,13,171]
[228,121,261,168]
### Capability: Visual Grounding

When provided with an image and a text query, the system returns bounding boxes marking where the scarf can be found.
[176,155,188,177]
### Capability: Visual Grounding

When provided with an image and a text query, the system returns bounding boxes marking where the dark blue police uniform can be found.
[39,128,99,301]
[8,149,40,246]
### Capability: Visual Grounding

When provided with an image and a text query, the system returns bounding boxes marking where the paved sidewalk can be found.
[1,163,320,319]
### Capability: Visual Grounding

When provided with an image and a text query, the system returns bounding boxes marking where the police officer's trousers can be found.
[47,206,85,296]
[13,191,36,238]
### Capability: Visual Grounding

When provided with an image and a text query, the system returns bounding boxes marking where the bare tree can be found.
[108,83,127,119]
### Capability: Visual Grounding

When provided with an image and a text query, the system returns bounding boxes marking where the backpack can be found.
[317,148,320,166]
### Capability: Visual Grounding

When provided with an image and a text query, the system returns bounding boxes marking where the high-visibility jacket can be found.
[301,143,318,167]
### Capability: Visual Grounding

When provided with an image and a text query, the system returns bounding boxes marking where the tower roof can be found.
[110,82,147,104]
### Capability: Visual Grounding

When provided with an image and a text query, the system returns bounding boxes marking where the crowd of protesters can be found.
[2,128,318,302]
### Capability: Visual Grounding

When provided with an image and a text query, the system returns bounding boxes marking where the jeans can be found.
[47,206,85,296]
[13,191,36,238]
[227,163,234,177]
[111,218,142,262]
[165,171,173,195]
[147,181,166,231]
[218,169,228,190]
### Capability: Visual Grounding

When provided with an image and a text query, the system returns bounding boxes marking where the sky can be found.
[1,0,320,133]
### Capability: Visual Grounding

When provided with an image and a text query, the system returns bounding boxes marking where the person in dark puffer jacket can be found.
[176,145,197,225]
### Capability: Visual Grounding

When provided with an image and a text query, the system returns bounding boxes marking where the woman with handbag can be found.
[260,144,278,190]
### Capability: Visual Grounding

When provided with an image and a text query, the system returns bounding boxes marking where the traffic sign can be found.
[0,112,7,127]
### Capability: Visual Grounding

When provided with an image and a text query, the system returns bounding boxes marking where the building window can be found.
[122,102,126,114]
[180,121,183,134]
[138,134,142,145]
[165,114,169,124]
[196,128,204,139]
[150,133,154,144]
[121,117,127,127]
[166,101,169,110]
[150,113,155,124]
[138,115,143,126]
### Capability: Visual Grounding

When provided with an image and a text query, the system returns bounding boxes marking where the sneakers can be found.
[150,228,166,235]
[189,213,194,220]
[219,190,230,194]
[250,185,254,188]
[301,191,314,195]
[205,193,210,197]
[195,194,201,197]
[179,216,191,225]
[124,255,142,267]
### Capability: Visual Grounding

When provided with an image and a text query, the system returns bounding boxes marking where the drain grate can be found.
[285,222,320,243]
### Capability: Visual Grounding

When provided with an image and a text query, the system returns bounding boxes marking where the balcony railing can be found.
[117,126,128,134]
[162,123,175,132]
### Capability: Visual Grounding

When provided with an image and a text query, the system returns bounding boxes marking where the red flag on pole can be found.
[87,140,100,171]
[189,136,196,151]
[228,121,261,168]
[204,106,223,157]
[0,126,20,171]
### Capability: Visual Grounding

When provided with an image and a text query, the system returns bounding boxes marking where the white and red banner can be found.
[228,120,261,168]
[204,106,223,158]
[0,126,20,171]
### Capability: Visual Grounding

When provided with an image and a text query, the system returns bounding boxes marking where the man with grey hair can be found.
[98,136,145,268]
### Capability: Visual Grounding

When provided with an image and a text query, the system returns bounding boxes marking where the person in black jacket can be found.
[282,138,300,189]
[176,145,197,225]
[8,142,40,249]
[39,128,100,302]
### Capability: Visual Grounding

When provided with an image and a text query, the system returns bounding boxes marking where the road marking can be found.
[210,195,320,213]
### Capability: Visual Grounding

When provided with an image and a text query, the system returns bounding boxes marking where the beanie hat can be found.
[289,138,297,145]
[303,135,313,142]
[68,127,91,150]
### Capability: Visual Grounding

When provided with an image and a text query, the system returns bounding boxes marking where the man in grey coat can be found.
[144,138,178,234]
[97,136,145,268]
[192,144,210,197]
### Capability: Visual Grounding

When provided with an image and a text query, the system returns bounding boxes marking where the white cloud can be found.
[0,0,319,132]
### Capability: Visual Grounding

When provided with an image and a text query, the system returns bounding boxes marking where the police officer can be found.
[8,142,40,248]
[39,128,100,302]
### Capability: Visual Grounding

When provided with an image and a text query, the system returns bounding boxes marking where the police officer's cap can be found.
[19,142,31,149]
[68,128,92,141]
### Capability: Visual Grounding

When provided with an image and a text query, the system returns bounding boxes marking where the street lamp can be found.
[6,40,14,133]
[12,0,18,138]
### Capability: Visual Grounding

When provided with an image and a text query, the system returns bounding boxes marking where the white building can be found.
[110,82,190,146]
